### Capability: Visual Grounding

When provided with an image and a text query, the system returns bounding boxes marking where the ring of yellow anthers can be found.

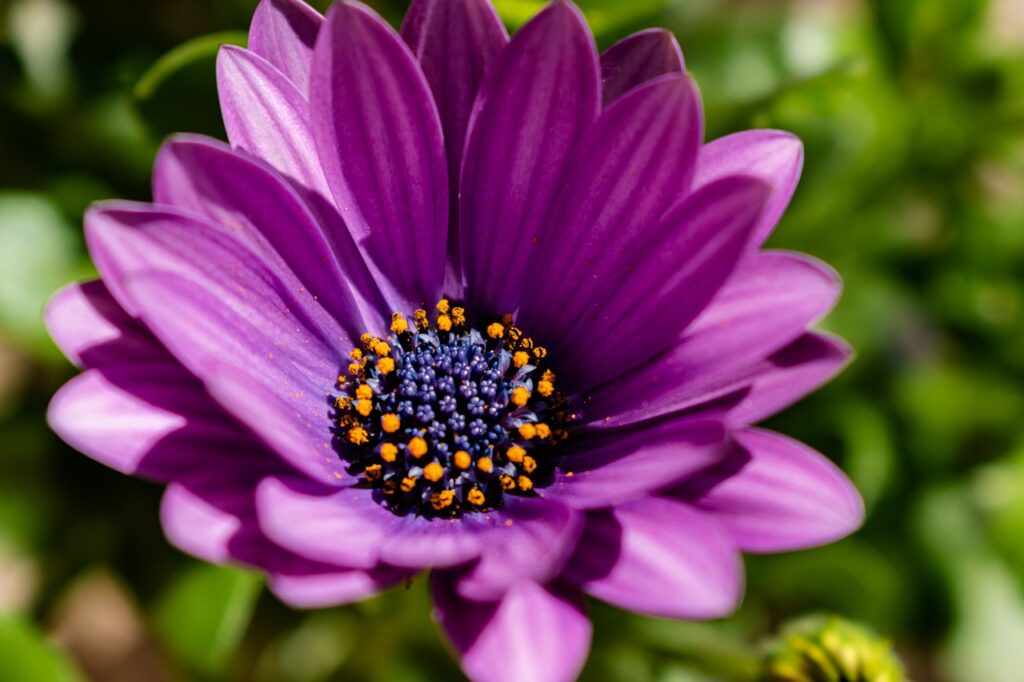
[332,299,568,518]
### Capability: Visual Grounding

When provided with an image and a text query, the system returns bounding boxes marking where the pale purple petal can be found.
[45,280,163,369]
[152,136,365,334]
[546,418,729,509]
[682,428,864,552]
[695,130,804,246]
[580,251,840,429]
[311,1,448,307]
[563,497,742,619]
[267,564,410,609]
[248,0,323,94]
[460,0,599,313]
[601,28,684,106]
[556,175,769,390]
[161,483,243,564]
[517,74,703,345]
[433,577,592,682]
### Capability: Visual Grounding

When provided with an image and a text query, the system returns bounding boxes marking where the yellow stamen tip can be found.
[437,314,452,332]
[537,380,554,397]
[380,442,398,462]
[513,351,530,368]
[453,451,472,470]
[423,462,444,482]
[377,357,395,375]
[452,307,466,325]
[477,456,494,473]
[348,427,369,445]
[390,313,408,334]
[517,475,533,492]
[506,445,526,464]
[350,348,364,360]
[518,423,537,440]
[347,362,362,376]
[373,341,391,356]
[359,333,374,346]
[356,399,373,417]
[363,464,382,480]
[500,475,515,491]
[487,322,505,339]
[522,456,537,474]
[542,369,556,382]
[436,299,450,314]
[355,384,373,400]
[381,413,401,433]
[430,490,454,510]
[408,437,428,458]
[467,488,486,506]
[511,387,530,407]
[401,476,417,493]
[535,423,551,439]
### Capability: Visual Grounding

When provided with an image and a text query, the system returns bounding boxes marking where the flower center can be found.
[332,299,567,517]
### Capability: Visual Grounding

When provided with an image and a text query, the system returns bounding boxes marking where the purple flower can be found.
[46,0,864,679]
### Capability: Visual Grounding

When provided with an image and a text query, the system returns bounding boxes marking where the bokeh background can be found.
[2,0,1023,679]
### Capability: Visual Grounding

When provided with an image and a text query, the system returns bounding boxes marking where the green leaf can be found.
[153,563,262,677]
[0,615,84,682]
[134,31,247,102]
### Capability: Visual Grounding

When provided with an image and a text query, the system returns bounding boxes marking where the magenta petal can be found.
[402,0,507,280]
[564,498,742,619]
[687,428,864,552]
[728,332,852,425]
[580,251,841,429]
[547,418,729,509]
[452,498,582,601]
[433,577,592,682]
[45,280,164,369]
[459,0,599,313]
[161,483,243,564]
[517,74,703,346]
[557,175,769,390]
[248,0,323,94]
[695,130,804,247]
[311,1,448,306]
[600,28,685,106]
[267,564,410,609]
[152,136,364,334]
[217,46,328,196]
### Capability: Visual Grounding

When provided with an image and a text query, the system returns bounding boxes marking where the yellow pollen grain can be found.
[356,399,373,417]
[453,451,472,470]
[467,488,486,506]
[348,427,369,445]
[537,380,554,397]
[500,475,515,491]
[377,357,395,375]
[360,333,374,346]
[363,464,382,480]
[347,362,362,376]
[477,457,494,473]
[533,347,548,359]
[535,423,551,439]
[335,396,353,410]
[350,348,364,360]
[381,413,401,433]
[380,442,398,462]
[401,476,417,492]
[513,351,530,368]
[517,475,534,492]
[518,423,537,440]
[355,384,373,400]
[436,299,450,314]
[506,445,526,464]
[436,314,452,332]
[522,456,537,474]
[423,462,444,482]
[542,369,556,383]
[511,387,530,407]
[431,490,454,510]
[390,313,408,334]
[487,322,505,339]
[408,437,428,458]
[452,307,466,325]
[373,341,391,356]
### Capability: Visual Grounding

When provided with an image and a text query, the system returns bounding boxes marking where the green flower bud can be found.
[761,615,907,682]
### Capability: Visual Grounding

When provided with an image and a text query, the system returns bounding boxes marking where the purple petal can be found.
[601,28,685,106]
[695,130,804,247]
[311,1,448,307]
[401,0,507,284]
[248,0,323,94]
[161,483,244,564]
[556,175,769,391]
[267,564,410,609]
[516,74,703,346]
[684,428,864,552]
[459,0,599,313]
[563,497,742,619]
[546,418,730,509]
[580,251,840,429]
[727,332,851,425]
[450,498,582,601]
[433,577,592,682]
[45,280,164,369]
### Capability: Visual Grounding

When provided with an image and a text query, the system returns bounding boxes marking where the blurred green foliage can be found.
[1,0,1023,679]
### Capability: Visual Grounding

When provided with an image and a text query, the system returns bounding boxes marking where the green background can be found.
[2,0,1023,679]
